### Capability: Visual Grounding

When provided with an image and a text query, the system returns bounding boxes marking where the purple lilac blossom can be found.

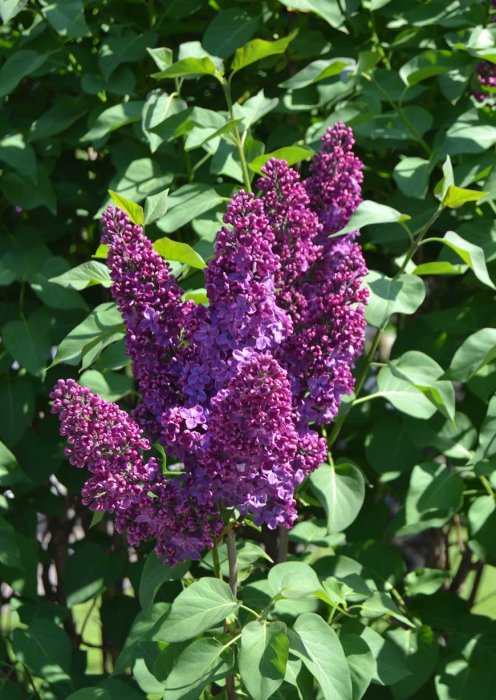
[53,122,368,564]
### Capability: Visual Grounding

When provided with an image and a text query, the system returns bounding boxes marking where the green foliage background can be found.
[1,0,496,698]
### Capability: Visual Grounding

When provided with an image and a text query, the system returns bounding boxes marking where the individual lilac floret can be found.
[101,207,195,438]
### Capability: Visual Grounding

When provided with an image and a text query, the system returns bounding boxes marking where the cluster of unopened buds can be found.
[51,123,369,564]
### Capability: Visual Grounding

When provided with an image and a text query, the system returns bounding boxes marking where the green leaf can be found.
[389,626,439,700]
[79,370,133,402]
[156,578,239,643]
[448,328,496,381]
[0,133,36,180]
[0,50,52,98]
[64,541,123,607]
[52,302,124,367]
[239,621,289,700]
[413,261,466,276]
[268,561,324,599]
[144,190,169,224]
[108,191,145,225]
[437,231,495,289]
[156,183,224,233]
[162,638,234,700]
[443,109,496,155]
[399,50,468,86]
[361,591,413,628]
[231,32,297,74]
[49,261,111,290]
[309,462,365,534]
[278,0,347,31]
[203,9,259,59]
[0,0,28,23]
[0,515,22,568]
[342,623,410,687]
[473,394,496,462]
[99,29,158,80]
[0,441,27,487]
[153,237,206,269]
[249,145,314,174]
[90,511,105,528]
[3,168,56,213]
[443,185,488,208]
[377,351,455,421]
[81,101,144,142]
[67,690,112,700]
[114,602,170,674]
[340,634,375,700]
[146,46,173,71]
[434,156,455,201]
[93,244,109,259]
[332,200,411,237]
[279,57,355,89]
[290,613,353,700]
[404,568,447,596]
[365,271,426,327]
[469,495,496,562]
[41,0,90,38]
[402,462,463,533]
[365,414,421,482]
[29,96,88,141]
[139,551,189,611]
[232,89,279,130]
[3,314,51,376]
[185,117,242,151]
[152,57,219,80]
[109,158,173,202]
[12,619,72,684]
[393,157,431,199]
[0,376,35,447]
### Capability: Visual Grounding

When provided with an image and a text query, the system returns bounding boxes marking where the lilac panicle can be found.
[53,122,368,564]
[50,378,157,515]
[50,378,222,564]
[305,121,363,237]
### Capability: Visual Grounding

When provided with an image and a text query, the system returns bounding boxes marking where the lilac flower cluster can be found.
[474,2,496,107]
[51,123,368,564]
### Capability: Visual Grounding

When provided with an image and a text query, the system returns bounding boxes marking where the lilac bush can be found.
[51,123,368,564]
